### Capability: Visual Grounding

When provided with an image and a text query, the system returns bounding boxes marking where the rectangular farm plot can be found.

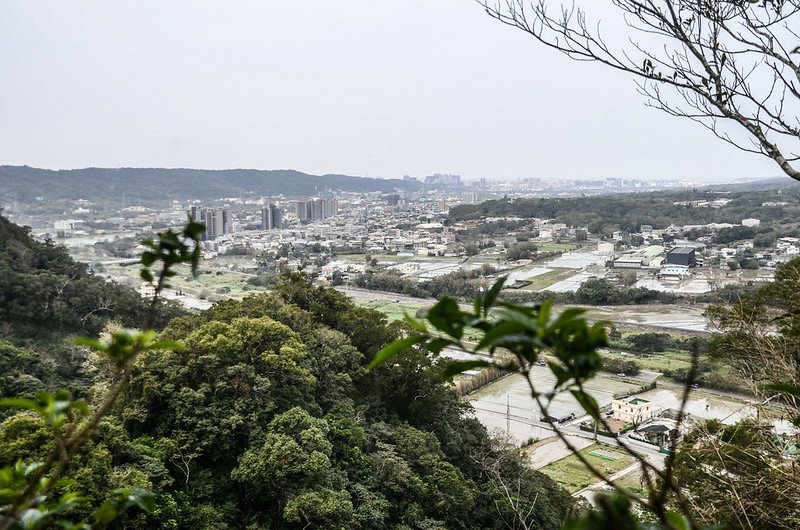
[539,443,636,493]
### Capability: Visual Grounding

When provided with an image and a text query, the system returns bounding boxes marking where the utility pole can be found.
[506,393,511,439]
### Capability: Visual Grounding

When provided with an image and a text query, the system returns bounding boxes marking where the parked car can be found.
[558,413,576,424]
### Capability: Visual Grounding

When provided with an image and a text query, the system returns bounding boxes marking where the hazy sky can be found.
[0,0,779,181]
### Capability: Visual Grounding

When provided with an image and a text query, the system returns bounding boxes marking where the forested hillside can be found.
[0,213,184,406]
[0,214,182,337]
[0,166,420,203]
[448,186,800,234]
[0,217,574,529]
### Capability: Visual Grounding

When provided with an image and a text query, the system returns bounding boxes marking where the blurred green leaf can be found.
[482,276,506,315]
[369,336,424,369]
[425,338,454,355]
[548,362,572,389]
[402,312,428,333]
[426,298,465,339]
[763,382,800,397]
[93,501,117,525]
[571,389,600,420]
[665,511,691,530]
[0,398,40,412]
[441,359,491,379]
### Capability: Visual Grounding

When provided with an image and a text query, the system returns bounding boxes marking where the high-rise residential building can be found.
[294,198,338,221]
[188,206,228,240]
[189,206,202,222]
[295,200,309,221]
[322,198,338,218]
[261,203,283,230]
[201,208,229,240]
[312,199,324,220]
[386,194,400,206]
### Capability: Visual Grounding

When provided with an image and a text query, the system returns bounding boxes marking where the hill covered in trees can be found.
[448,186,800,235]
[0,166,421,203]
[0,213,185,404]
[0,217,574,529]
[0,214,182,338]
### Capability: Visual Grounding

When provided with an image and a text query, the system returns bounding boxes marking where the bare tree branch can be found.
[478,0,800,182]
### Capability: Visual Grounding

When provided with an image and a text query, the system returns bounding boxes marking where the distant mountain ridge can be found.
[0,165,420,202]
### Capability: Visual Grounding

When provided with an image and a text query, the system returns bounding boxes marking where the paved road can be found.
[528,435,594,469]
[470,400,666,461]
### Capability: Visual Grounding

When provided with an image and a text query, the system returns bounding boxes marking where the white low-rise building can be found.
[597,242,615,253]
[611,397,654,425]
[138,282,157,299]
[660,264,691,278]
[54,219,85,231]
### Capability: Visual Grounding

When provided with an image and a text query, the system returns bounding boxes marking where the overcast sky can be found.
[0,0,779,181]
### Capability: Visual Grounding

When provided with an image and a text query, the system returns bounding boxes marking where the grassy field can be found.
[359,298,426,322]
[522,268,576,291]
[615,469,647,496]
[164,265,258,298]
[537,242,586,253]
[601,349,694,373]
[106,262,259,299]
[539,443,636,493]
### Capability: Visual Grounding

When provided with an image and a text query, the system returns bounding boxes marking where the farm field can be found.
[359,298,425,322]
[601,348,694,373]
[522,268,577,291]
[539,443,636,493]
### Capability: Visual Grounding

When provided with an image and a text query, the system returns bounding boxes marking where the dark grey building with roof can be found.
[666,247,696,267]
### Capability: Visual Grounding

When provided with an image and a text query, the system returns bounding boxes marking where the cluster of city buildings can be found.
[187,199,339,238]
[19,172,798,298]
[189,206,230,240]
[402,173,684,193]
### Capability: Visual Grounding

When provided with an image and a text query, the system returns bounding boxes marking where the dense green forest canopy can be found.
[0,166,420,203]
[448,185,800,234]
[0,217,574,529]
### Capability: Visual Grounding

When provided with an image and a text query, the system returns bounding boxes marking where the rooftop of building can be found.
[668,247,696,255]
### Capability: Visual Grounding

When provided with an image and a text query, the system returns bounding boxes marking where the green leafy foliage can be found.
[74,330,182,369]
[1,268,574,529]
[0,219,205,530]
[707,257,800,413]
[373,280,608,397]
[0,391,88,430]
[373,277,779,528]
[139,219,204,285]
[672,419,799,529]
